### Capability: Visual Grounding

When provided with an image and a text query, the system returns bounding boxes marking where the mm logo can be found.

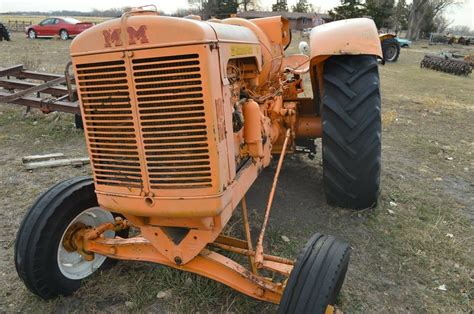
[103,25,149,48]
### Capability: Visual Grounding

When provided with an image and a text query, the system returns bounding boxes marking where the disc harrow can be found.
[420,54,472,76]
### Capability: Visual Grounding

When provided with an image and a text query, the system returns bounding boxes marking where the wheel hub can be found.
[386,46,396,60]
[62,222,87,252]
[57,207,115,280]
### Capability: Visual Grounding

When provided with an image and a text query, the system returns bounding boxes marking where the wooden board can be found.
[22,153,65,163]
[25,157,90,170]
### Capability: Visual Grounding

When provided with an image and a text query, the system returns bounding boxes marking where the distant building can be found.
[237,11,331,31]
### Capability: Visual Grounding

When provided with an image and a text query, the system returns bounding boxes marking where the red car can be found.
[26,17,93,40]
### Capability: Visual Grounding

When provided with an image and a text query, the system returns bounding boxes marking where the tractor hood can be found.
[70,14,259,56]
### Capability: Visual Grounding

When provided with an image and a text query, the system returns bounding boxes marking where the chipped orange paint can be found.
[127,25,149,45]
[84,236,284,303]
[102,28,123,47]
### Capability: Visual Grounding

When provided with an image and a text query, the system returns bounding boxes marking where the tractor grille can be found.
[76,60,144,189]
[131,54,212,189]
[76,52,213,192]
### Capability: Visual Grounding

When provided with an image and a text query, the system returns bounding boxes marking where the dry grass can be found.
[0,32,473,312]
[381,109,398,127]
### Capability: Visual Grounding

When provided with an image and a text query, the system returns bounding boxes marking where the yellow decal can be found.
[230,45,253,56]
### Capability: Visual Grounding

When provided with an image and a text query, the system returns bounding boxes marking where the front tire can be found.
[322,55,381,209]
[14,177,117,299]
[74,114,84,129]
[278,234,351,314]
[28,29,36,39]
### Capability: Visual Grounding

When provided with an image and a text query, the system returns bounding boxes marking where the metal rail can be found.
[0,64,80,114]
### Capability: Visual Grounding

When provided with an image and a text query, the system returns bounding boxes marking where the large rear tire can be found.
[278,234,351,314]
[322,55,381,209]
[14,177,120,299]
[382,37,400,62]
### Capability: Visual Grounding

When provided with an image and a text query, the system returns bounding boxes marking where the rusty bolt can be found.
[174,256,182,265]
[256,287,265,297]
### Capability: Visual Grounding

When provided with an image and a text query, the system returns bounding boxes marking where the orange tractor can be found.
[15,7,382,313]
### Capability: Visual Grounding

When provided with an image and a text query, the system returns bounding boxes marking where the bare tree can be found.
[433,15,452,33]
[406,0,462,40]
[448,25,473,35]
[406,0,428,40]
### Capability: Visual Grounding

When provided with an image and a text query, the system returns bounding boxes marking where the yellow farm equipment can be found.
[14,7,383,313]
[379,33,400,62]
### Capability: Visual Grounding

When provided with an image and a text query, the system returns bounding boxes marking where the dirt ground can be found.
[0,31,473,313]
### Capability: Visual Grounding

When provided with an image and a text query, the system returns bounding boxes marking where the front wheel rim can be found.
[60,31,67,40]
[29,31,35,39]
[57,207,115,280]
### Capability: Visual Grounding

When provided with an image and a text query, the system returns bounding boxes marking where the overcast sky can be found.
[1,0,473,28]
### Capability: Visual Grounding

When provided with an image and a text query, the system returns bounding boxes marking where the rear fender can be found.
[379,33,396,42]
[309,18,382,63]
[308,18,382,115]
